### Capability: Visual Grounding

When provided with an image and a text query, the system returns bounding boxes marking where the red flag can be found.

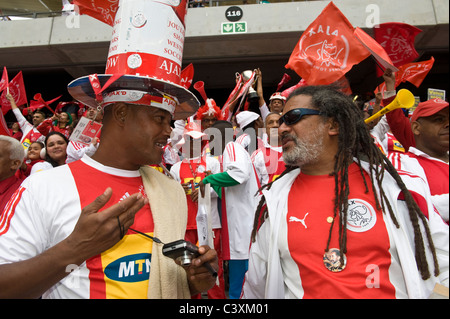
[333,75,352,95]
[281,76,351,98]
[354,27,398,73]
[29,94,62,114]
[375,57,434,94]
[276,73,292,92]
[374,22,422,68]
[221,72,258,120]
[0,71,27,115]
[0,67,8,93]
[74,0,119,26]
[0,106,11,136]
[180,63,194,89]
[281,79,308,99]
[396,56,434,87]
[285,2,370,85]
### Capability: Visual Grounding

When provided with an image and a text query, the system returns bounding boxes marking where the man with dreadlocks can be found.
[241,85,448,299]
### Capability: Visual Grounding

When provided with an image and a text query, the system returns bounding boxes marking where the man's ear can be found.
[327,118,339,136]
[11,159,22,172]
[111,102,129,126]
[411,120,421,136]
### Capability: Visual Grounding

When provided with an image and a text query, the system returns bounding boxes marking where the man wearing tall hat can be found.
[0,0,217,299]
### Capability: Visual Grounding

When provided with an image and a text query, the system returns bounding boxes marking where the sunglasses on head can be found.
[279,108,322,126]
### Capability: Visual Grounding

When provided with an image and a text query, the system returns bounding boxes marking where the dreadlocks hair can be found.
[251,85,439,280]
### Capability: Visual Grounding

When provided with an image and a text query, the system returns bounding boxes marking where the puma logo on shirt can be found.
[289,212,309,229]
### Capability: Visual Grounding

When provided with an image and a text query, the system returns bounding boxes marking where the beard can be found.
[282,126,324,167]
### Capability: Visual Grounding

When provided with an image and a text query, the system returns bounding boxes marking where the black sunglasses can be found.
[279,108,322,126]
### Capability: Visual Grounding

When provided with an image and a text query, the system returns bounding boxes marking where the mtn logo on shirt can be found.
[104,253,152,282]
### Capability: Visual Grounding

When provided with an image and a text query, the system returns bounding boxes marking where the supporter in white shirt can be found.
[0,102,218,298]
[242,85,448,299]
[388,99,449,222]
[6,93,45,149]
[199,120,260,299]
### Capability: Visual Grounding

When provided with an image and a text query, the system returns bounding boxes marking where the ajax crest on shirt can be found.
[346,198,377,232]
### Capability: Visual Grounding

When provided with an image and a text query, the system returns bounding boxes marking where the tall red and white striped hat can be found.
[67,0,199,120]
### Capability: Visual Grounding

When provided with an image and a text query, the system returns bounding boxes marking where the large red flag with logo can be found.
[285,1,370,85]
[0,71,28,115]
[374,22,422,68]
[354,27,398,73]
[74,0,119,26]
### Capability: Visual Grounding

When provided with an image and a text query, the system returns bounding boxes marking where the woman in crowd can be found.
[31,131,69,174]
[37,112,73,139]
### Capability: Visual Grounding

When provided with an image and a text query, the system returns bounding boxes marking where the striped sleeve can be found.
[0,186,26,236]
[388,152,402,170]
[225,142,236,162]
[0,181,48,263]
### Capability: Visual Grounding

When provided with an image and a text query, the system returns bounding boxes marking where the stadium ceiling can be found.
[0,0,63,16]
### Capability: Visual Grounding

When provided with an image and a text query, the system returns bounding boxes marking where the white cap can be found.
[236,111,260,129]
[176,121,207,146]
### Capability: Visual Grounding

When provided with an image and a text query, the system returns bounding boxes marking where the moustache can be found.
[281,133,296,144]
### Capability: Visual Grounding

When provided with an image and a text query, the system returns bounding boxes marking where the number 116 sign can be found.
[225,6,243,22]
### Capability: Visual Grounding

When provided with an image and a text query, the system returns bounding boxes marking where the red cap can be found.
[411,98,449,122]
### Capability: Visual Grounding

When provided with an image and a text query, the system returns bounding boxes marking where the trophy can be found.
[239,70,259,101]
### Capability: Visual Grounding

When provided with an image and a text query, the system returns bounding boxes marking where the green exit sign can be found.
[221,22,247,34]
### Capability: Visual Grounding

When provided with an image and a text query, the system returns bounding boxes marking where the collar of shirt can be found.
[0,175,22,195]
[408,147,449,165]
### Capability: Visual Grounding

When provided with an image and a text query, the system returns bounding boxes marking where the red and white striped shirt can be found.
[0,156,155,298]
[389,147,449,222]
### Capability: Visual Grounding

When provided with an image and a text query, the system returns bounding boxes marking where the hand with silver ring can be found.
[65,187,148,263]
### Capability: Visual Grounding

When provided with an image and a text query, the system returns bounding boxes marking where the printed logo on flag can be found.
[298,25,349,72]
[285,2,370,85]
[374,22,421,67]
